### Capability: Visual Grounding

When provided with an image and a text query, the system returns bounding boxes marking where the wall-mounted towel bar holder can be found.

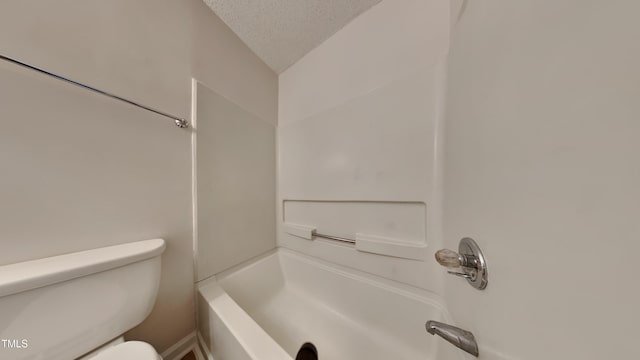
[435,238,488,290]
[314,232,356,244]
[0,53,189,129]
[283,223,427,261]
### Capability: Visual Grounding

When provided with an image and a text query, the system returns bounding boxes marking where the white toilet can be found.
[87,340,162,360]
[0,238,166,360]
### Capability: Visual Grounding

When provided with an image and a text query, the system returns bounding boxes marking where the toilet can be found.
[88,340,162,360]
[0,239,166,360]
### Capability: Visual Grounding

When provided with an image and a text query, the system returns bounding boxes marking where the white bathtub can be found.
[197,249,466,360]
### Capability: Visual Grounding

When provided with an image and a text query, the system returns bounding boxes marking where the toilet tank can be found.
[0,239,166,360]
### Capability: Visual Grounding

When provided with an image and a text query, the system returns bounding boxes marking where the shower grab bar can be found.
[0,53,189,129]
[283,223,356,244]
[283,222,428,260]
[313,232,356,244]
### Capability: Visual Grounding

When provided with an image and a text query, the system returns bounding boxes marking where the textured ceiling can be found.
[203,0,383,73]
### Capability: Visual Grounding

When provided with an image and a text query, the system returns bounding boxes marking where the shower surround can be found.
[198,249,463,360]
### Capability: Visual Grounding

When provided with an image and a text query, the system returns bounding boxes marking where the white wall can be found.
[444,1,640,359]
[195,83,276,281]
[278,0,449,294]
[0,0,277,353]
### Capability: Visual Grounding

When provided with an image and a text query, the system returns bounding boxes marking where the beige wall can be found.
[278,0,450,294]
[444,1,640,359]
[0,0,276,353]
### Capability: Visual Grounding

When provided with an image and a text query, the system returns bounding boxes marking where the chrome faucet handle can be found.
[434,238,488,290]
[436,249,475,279]
[447,270,472,279]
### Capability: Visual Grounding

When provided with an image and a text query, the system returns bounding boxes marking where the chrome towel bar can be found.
[313,232,356,245]
[282,223,428,260]
[282,223,356,244]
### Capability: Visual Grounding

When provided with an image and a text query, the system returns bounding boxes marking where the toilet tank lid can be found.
[90,341,160,360]
[0,239,165,298]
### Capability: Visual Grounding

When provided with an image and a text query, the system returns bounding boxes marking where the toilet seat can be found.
[90,341,162,360]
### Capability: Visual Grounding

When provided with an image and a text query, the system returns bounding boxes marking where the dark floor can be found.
[180,351,196,360]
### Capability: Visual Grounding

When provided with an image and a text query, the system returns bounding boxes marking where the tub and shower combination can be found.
[197,248,466,360]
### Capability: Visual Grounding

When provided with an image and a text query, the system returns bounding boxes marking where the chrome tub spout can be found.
[425,320,479,357]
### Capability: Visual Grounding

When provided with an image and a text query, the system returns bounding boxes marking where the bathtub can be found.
[197,248,466,360]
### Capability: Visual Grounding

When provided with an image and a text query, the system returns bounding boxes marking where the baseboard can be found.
[193,342,208,360]
[160,331,197,360]
[196,332,214,360]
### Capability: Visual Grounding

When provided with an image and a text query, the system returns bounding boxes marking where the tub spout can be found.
[425,320,479,357]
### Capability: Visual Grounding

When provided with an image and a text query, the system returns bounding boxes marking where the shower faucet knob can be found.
[435,249,466,268]
[434,238,488,290]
